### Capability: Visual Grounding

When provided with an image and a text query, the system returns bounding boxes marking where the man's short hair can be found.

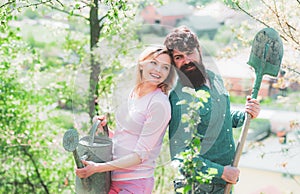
[164,26,200,53]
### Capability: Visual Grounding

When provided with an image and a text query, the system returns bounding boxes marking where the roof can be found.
[156,2,193,16]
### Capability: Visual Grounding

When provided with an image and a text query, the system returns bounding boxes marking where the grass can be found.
[230,91,300,111]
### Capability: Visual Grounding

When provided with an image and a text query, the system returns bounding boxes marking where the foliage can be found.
[0,0,160,193]
[0,19,74,194]
[175,87,217,193]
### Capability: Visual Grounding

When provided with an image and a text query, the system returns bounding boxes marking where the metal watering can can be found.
[63,120,112,194]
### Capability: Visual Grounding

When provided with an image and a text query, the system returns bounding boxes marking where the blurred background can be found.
[1,0,299,193]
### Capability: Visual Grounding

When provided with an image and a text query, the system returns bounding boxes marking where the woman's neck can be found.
[134,83,157,98]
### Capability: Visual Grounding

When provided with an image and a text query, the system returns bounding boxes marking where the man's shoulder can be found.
[169,81,183,98]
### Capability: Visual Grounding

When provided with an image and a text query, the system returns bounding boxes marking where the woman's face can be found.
[140,53,171,86]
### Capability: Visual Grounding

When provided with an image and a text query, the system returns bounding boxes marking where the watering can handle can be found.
[89,120,109,146]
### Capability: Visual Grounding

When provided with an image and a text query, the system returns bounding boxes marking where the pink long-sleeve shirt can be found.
[111,88,171,181]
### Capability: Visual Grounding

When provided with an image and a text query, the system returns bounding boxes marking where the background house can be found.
[140,2,193,27]
[214,49,272,98]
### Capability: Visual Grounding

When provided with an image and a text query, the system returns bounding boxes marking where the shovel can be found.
[63,129,90,190]
[224,28,283,194]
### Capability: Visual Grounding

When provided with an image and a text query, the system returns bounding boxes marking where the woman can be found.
[76,45,176,193]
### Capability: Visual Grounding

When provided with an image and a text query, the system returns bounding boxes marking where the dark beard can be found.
[177,61,207,89]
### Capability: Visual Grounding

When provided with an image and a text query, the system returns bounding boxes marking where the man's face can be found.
[172,47,206,88]
[172,48,201,72]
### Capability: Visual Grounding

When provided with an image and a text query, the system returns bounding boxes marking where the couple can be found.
[76,26,260,194]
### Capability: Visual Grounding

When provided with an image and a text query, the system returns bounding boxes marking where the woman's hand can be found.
[92,115,107,126]
[92,115,114,138]
[75,160,104,178]
[92,115,108,135]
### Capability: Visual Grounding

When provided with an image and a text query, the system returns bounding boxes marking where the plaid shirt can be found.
[169,70,245,185]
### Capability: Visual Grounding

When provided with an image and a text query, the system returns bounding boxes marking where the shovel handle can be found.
[224,113,252,194]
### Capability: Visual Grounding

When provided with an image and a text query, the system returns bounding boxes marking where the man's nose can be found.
[183,55,192,64]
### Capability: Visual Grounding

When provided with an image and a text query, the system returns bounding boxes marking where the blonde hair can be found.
[135,45,176,94]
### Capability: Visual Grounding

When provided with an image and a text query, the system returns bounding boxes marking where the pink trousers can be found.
[108,177,154,194]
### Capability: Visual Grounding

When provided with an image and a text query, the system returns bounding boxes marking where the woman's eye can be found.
[163,66,170,71]
[150,61,157,65]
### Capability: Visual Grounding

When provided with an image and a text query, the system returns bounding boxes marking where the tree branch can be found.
[262,0,300,46]
[234,3,271,29]
[22,146,50,194]
[54,0,63,7]
[233,1,300,50]
[3,0,53,15]
[13,0,52,10]
[287,66,300,76]
[45,4,89,21]
[99,13,108,25]
[0,0,15,9]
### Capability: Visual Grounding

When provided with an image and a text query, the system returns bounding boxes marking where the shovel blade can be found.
[248,27,283,77]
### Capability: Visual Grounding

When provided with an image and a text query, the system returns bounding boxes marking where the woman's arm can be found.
[76,153,141,178]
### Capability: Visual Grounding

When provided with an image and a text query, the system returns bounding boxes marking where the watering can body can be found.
[76,125,112,194]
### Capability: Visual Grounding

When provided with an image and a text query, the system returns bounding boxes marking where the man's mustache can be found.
[180,62,196,72]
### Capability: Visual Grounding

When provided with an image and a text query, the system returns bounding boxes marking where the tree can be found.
[2,0,140,120]
[223,0,300,80]
[0,6,72,192]
[0,0,141,193]
[45,0,139,120]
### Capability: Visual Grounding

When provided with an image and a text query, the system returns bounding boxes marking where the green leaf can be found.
[207,168,218,175]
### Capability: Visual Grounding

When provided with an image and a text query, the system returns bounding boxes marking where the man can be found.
[164,26,260,193]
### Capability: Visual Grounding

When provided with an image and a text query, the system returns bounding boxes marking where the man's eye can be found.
[187,51,194,55]
[174,56,182,61]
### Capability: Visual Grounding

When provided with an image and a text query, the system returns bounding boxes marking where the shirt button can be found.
[230,144,233,148]
[227,129,230,132]
[217,99,220,102]
[223,114,225,117]
[206,108,209,111]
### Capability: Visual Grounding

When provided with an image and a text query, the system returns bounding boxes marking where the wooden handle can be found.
[224,113,252,194]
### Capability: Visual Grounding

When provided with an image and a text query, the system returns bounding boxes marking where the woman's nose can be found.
[154,64,162,72]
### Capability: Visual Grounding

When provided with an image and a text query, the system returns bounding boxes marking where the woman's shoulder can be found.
[152,88,169,102]
[150,90,171,109]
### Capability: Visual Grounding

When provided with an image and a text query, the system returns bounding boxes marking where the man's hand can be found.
[221,165,240,184]
[245,96,260,118]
